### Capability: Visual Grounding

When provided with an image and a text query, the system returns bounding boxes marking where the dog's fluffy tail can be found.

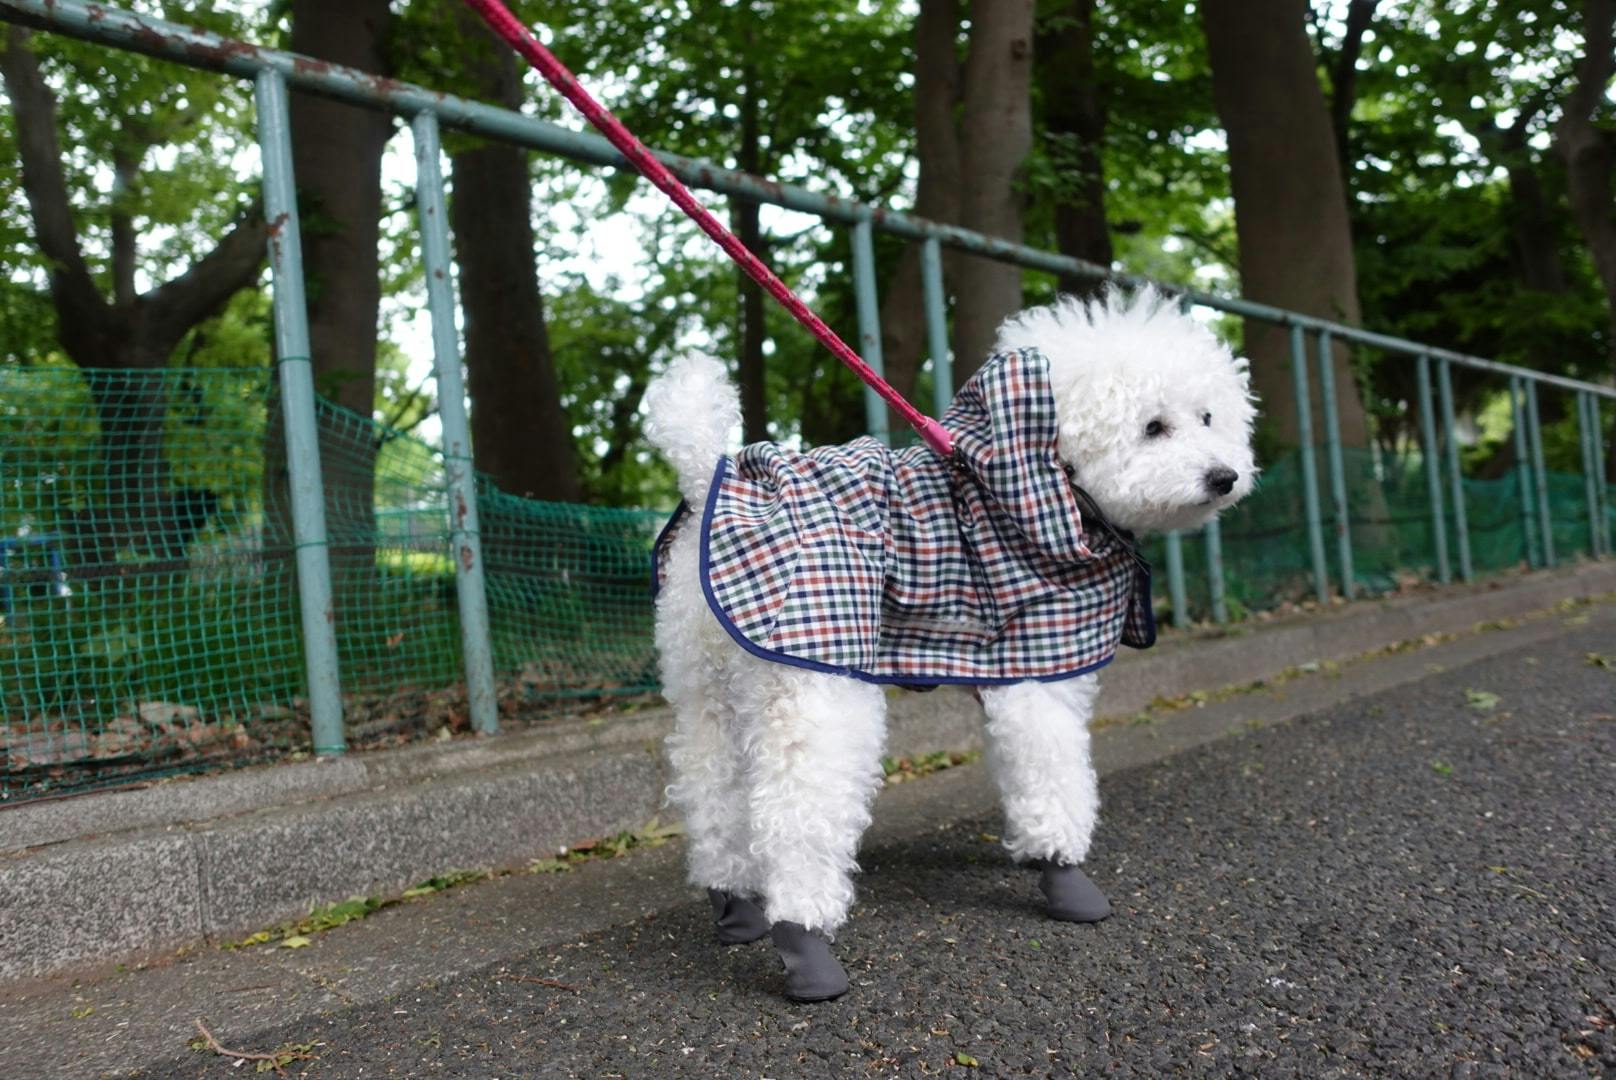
[643,355,740,504]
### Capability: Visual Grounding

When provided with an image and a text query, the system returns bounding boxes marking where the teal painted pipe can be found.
[1436,359,1472,580]
[1525,379,1555,566]
[1315,330,1354,597]
[1163,296,1192,627]
[1415,355,1451,583]
[850,217,889,445]
[1181,293,1227,622]
[412,111,499,737]
[1593,395,1613,555]
[920,236,952,416]
[1577,392,1595,557]
[254,70,345,755]
[1578,392,1604,558]
[1290,324,1330,603]
[1203,518,1228,624]
[1594,392,1610,559]
[9,0,1616,406]
[1165,531,1189,629]
[1509,378,1540,568]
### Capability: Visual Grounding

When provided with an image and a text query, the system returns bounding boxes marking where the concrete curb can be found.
[1,561,1612,983]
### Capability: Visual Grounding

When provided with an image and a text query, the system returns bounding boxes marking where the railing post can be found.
[1596,392,1609,552]
[1436,358,1472,580]
[1578,391,1606,559]
[412,110,499,737]
[1415,354,1451,584]
[1510,377,1539,567]
[850,216,889,445]
[1164,530,1189,628]
[1290,323,1330,603]
[1182,293,1227,622]
[1315,329,1354,597]
[920,236,952,417]
[1525,378,1555,566]
[254,69,345,755]
[1204,517,1228,624]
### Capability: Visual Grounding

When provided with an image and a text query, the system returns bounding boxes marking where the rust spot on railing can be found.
[291,55,332,77]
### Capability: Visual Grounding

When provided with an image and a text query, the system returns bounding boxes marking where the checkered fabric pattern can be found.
[654,348,1154,685]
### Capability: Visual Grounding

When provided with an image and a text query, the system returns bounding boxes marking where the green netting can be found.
[1,366,660,801]
[1145,446,1614,620]
[2,365,1611,801]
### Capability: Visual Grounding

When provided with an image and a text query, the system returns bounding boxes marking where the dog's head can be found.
[995,286,1257,535]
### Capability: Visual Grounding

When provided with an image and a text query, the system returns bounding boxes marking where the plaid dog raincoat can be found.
[653,347,1155,685]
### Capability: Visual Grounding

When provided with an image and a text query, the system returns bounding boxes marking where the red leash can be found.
[457,0,955,457]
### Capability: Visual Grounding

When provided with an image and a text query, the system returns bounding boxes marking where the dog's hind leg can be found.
[664,689,770,943]
[656,531,769,944]
[738,664,887,1001]
[980,676,1112,923]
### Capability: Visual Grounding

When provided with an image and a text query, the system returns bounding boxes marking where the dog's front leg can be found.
[979,675,1112,922]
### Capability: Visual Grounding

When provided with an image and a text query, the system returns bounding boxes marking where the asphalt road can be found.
[114,616,1616,1077]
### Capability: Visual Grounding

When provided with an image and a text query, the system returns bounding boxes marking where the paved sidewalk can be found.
[6,603,1615,1077]
[8,563,1613,988]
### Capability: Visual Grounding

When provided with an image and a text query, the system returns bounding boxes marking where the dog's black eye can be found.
[1144,419,1166,438]
[1201,411,1212,427]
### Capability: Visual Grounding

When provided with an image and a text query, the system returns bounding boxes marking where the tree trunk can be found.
[110,147,140,308]
[1507,163,1572,294]
[733,198,769,443]
[1468,98,1571,297]
[1201,0,1371,450]
[1039,0,1112,298]
[447,5,580,502]
[283,0,391,557]
[952,0,1036,386]
[878,0,964,429]
[1556,0,1616,387]
[733,55,769,444]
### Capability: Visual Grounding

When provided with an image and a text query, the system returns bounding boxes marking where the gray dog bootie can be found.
[1038,861,1112,922]
[707,889,771,945]
[770,921,850,1002]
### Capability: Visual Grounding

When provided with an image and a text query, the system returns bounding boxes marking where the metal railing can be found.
[3,0,1611,758]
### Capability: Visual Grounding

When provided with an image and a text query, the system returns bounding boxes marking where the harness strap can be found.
[458,0,956,458]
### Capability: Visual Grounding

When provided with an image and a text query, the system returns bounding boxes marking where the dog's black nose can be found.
[1204,467,1238,496]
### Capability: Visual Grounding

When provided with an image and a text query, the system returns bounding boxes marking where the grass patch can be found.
[528,817,684,874]
[881,749,981,784]
[224,818,693,950]
[223,868,491,950]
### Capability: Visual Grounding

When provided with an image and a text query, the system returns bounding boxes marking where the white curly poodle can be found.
[643,285,1256,1001]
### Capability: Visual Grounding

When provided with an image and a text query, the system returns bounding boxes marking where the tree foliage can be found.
[1,0,1611,511]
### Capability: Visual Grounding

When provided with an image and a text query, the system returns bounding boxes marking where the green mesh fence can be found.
[1144,446,1614,620]
[1,366,661,802]
[1,365,1610,801]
